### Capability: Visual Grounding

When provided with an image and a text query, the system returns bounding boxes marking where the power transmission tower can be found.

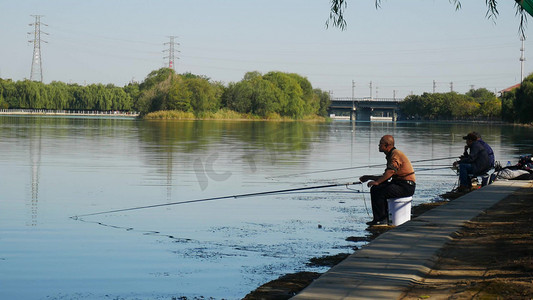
[520,36,526,82]
[351,80,355,110]
[163,36,180,71]
[28,15,48,82]
[351,80,355,100]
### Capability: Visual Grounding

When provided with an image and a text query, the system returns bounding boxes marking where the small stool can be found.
[387,196,412,226]
[469,173,490,188]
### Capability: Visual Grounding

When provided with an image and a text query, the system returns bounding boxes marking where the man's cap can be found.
[462,132,479,140]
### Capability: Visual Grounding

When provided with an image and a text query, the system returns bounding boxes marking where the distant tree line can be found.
[0,79,133,111]
[0,68,331,119]
[9,67,533,123]
[400,72,533,124]
[399,88,502,121]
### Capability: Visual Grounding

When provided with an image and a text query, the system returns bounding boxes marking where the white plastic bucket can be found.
[387,196,412,226]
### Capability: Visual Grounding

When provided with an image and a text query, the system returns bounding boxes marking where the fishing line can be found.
[268,156,458,179]
[74,216,197,243]
[71,181,362,219]
[346,183,371,217]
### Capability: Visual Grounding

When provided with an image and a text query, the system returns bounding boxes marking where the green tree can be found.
[400,92,484,120]
[15,80,43,109]
[224,81,254,113]
[48,81,70,109]
[185,77,220,113]
[139,68,175,91]
[167,75,192,112]
[223,72,281,117]
[466,88,497,104]
[0,79,8,109]
[399,94,421,119]
[124,82,140,111]
[250,77,280,116]
[501,88,517,122]
[514,74,533,123]
[71,85,91,110]
[2,79,18,108]
[137,74,176,114]
[243,71,262,81]
[421,93,441,120]
[287,73,318,116]
[314,89,331,117]
[263,71,305,118]
[478,98,501,120]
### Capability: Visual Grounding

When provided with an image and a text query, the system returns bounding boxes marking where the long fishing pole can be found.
[270,156,458,178]
[414,166,455,172]
[71,181,362,219]
[334,165,456,181]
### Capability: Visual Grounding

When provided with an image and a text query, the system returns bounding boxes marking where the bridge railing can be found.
[331,97,404,102]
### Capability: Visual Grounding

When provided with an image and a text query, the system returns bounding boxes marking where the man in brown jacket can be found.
[359,135,416,226]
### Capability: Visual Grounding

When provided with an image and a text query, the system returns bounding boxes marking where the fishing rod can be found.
[331,165,456,181]
[71,181,362,219]
[414,166,455,172]
[269,156,458,178]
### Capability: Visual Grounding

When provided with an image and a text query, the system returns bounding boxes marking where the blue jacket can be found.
[460,140,491,175]
[478,139,495,168]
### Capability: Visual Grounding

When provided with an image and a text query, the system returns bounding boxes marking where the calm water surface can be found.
[1,115,532,299]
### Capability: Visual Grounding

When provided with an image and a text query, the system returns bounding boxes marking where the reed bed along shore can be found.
[143,109,328,122]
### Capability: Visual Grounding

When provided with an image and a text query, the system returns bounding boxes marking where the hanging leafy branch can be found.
[327,0,527,38]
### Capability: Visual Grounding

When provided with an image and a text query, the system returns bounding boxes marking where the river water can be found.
[1,115,531,300]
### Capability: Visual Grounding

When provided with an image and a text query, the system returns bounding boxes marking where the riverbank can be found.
[243,202,444,299]
[245,181,533,299]
[0,108,329,122]
[0,108,139,117]
[401,183,533,299]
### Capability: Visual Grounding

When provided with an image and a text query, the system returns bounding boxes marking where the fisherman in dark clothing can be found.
[475,132,495,169]
[453,132,493,192]
[359,135,416,226]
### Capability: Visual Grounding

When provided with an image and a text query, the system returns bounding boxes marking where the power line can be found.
[28,15,48,82]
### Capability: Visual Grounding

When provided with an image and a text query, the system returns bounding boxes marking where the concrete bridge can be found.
[328,97,404,121]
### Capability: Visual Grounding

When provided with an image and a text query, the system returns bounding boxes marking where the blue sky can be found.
[0,1,530,98]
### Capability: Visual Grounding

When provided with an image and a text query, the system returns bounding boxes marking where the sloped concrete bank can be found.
[291,180,532,300]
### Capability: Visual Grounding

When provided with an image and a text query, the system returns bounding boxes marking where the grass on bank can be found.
[143,109,328,122]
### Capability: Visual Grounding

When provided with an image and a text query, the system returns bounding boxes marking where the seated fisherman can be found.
[453,132,492,192]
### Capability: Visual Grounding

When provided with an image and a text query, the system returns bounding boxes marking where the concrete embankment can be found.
[291,180,532,300]
[0,109,139,117]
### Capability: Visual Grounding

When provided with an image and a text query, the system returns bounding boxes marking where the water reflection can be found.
[28,122,41,227]
[2,115,533,300]
[138,120,326,153]
[136,120,329,191]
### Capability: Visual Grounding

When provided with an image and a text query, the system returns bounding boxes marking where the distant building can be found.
[499,83,521,97]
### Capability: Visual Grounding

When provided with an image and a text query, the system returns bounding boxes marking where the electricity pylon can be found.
[163,36,180,71]
[28,15,48,82]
